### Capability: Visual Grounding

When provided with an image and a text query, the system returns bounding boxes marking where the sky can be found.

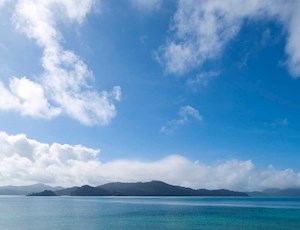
[0,0,300,191]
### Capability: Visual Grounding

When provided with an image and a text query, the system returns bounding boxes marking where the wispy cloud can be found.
[160,105,202,134]
[1,130,300,191]
[186,71,220,91]
[157,0,300,78]
[0,0,121,125]
[130,0,162,12]
[269,118,289,127]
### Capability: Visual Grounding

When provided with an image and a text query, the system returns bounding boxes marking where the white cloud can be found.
[160,105,202,134]
[285,1,300,77]
[158,0,300,77]
[0,130,300,191]
[130,0,161,11]
[0,0,121,125]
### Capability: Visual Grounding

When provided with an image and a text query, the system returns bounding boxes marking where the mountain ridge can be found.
[53,180,248,197]
[3,181,300,196]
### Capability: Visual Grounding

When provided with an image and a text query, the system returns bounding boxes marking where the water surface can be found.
[1,196,300,229]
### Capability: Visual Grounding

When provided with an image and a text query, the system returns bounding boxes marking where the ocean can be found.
[1,196,300,229]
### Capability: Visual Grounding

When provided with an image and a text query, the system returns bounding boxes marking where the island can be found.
[27,190,58,196]
[55,181,248,196]
[12,181,250,197]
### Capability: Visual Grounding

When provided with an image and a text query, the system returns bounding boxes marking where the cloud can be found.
[0,130,300,191]
[280,118,289,125]
[269,118,289,127]
[186,71,220,90]
[130,0,162,11]
[0,0,11,6]
[158,0,300,77]
[160,105,202,134]
[0,0,7,7]
[0,0,121,125]
[0,77,61,118]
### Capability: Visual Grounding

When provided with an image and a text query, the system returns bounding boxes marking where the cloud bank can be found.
[0,0,121,125]
[158,0,300,78]
[1,131,300,191]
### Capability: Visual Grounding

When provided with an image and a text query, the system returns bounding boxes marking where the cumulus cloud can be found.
[158,0,300,77]
[0,131,300,191]
[160,105,202,134]
[0,0,121,125]
[0,77,60,118]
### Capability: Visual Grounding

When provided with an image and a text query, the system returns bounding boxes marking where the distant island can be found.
[27,190,58,196]
[2,181,300,197]
[26,181,248,197]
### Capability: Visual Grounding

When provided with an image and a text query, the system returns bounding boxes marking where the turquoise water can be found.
[1,196,300,229]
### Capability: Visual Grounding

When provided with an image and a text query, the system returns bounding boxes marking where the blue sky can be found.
[0,0,300,190]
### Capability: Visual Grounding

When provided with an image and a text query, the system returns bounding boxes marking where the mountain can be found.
[27,190,58,196]
[57,181,248,196]
[98,181,197,196]
[55,186,79,196]
[70,185,110,196]
[0,183,64,195]
[0,181,250,196]
[196,189,247,196]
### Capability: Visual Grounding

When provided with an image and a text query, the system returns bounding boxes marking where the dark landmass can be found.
[57,181,248,196]
[96,181,247,196]
[196,188,247,196]
[4,181,299,197]
[27,190,58,196]
[98,181,197,196]
[70,185,111,196]
[55,186,79,196]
